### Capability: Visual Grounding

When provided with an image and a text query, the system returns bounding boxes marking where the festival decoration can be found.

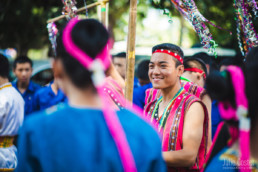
[47,22,58,56]
[62,0,78,20]
[169,0,221,56]
[234,0,258,56]
[167,0,234,57]
[83,0,89,18]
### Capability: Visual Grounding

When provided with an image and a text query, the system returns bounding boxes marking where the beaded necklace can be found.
[151,87,184,131]
[180,76,191,82]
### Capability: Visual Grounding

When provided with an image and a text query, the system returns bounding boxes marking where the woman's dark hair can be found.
[245,47,258,130]
[152,43,184,67]
[206,70,236,108]
[56,19,109,89]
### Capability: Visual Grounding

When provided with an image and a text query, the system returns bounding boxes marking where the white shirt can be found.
[0,83,24,136]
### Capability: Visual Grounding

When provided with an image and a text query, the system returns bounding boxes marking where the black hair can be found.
[137,59,150,80]
[192,52,211,65]
[206,70,236,108]
[113,52,126,59]
[56,19,109,89]
[152,43,184,67]
[245,47,258,130]
[245,46,258,65]
[0,54,10,78]
[183,57,208,74]
[13,56,33,69]
[219,53,244,69]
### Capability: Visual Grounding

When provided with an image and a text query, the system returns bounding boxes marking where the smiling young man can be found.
[12,56,41,116]
[144,43,209,171]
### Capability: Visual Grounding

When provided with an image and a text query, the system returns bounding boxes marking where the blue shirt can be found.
[133,83,152,109]
[211,100,222,139]
[12,81,41,116]
[205,147,237,172]
[16,105,166,172]
[34,84,67,111]
[134,77,140,88]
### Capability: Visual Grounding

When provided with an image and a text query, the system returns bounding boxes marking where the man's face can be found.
[149,53,183,89]
[13,63,32,84]
[113,57,126,79]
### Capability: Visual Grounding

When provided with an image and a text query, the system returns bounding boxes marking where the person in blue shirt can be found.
[133,60,152,109]
[12,56,41,116]
[16,19,166,172]
[34,79,67,111]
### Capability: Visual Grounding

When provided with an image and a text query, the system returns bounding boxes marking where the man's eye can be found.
[161,65,166,68]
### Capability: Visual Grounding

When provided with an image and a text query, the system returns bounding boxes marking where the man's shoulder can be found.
[29,81,41,92]
[35,85,50,97]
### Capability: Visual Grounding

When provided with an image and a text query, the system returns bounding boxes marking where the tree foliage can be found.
[0,0,257,56]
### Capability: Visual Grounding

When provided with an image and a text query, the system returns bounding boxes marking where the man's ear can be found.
[196,73,202,81]
[177,65,184,77]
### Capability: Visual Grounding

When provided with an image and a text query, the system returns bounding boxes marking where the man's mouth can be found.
[152,77,164,82]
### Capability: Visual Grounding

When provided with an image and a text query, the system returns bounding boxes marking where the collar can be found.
[13,80,37,92]
[0,82,12,90]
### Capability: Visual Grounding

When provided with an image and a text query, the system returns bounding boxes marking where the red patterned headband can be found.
[153,49,183,64]
[184,68,206,79]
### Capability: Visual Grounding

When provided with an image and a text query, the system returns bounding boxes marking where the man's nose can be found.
[153,66,160,75]
[21,70,27,76]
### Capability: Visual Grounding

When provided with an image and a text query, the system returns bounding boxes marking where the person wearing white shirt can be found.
[0,54,24,171]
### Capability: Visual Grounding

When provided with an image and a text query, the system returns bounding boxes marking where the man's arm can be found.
[162,102,204,167]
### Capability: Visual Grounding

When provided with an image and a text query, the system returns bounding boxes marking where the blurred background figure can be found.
[204,47,258,171]
[112,52,126,79]
[133,60,152,109]
[12,56,41,116]
[182,57,207,88]
[192,52,211,74]
[34,78,67,111]
[0,54,24,171]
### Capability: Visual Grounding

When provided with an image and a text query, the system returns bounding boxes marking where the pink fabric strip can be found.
[97,86,137,172]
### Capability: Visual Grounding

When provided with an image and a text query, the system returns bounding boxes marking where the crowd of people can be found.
[0,18,257,172]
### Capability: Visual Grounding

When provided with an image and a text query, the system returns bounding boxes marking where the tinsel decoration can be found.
[234,0,258,56]
[170,0,232,57]
[62,0,78,20]
[47,22,58,57]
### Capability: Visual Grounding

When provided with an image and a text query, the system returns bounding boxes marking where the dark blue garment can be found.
[211,100,222,139]
[133,83,152,109]
[34,84,67,111]
[12,81,41,116]
[16,104,166,172]
[204,147,237,172]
